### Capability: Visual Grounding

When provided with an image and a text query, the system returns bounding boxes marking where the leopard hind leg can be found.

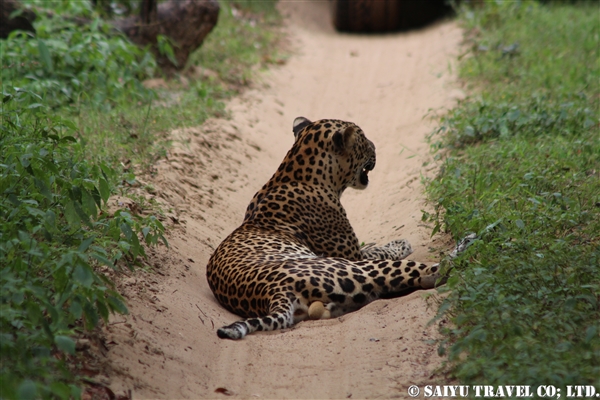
[217,293,296,340]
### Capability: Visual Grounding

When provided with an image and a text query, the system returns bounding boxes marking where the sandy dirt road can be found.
[102,2,463,398]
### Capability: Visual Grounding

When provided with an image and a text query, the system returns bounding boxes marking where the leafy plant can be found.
[426,0,600,389]
[157,34,179,67]
[0,89,166,399]
[1,12,156,110]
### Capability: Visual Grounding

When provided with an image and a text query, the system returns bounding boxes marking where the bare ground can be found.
[97,2,463,399]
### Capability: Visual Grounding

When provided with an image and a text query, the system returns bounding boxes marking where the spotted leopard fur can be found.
[206,117,447,340]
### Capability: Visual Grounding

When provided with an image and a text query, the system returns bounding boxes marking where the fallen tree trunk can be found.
[113,0,220,71]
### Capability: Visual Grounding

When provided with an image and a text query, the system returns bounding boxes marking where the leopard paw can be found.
[308,301,331,320]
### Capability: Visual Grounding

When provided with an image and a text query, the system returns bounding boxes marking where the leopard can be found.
[206,117,454,340]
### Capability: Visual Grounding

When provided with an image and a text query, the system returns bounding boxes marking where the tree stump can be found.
[113,0,220,71]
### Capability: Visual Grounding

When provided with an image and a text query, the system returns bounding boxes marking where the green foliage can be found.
[3,0,283,169]
[434,1,598,148]
[157,34,179,67]
[1,4,155,110]
[427,0,600,388]
[1,0,161,167]
[0,90,166,399]
[433,94,596,148]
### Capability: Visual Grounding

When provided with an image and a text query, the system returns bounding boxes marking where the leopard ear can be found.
[293,117,312,138]
[333,126,355,152]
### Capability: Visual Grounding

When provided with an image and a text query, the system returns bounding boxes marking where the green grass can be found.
[426,1,599,389]
[189,0,285,86]
[1,1,283,398]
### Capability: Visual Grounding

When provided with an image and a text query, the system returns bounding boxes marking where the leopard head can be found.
[290,117,376,194]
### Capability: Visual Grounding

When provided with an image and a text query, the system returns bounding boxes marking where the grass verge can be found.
[425,1,599,388]
[1,0,283,398]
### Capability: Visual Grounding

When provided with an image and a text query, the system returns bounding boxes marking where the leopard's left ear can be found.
[293,117,312,138]
[333,126,355,153]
